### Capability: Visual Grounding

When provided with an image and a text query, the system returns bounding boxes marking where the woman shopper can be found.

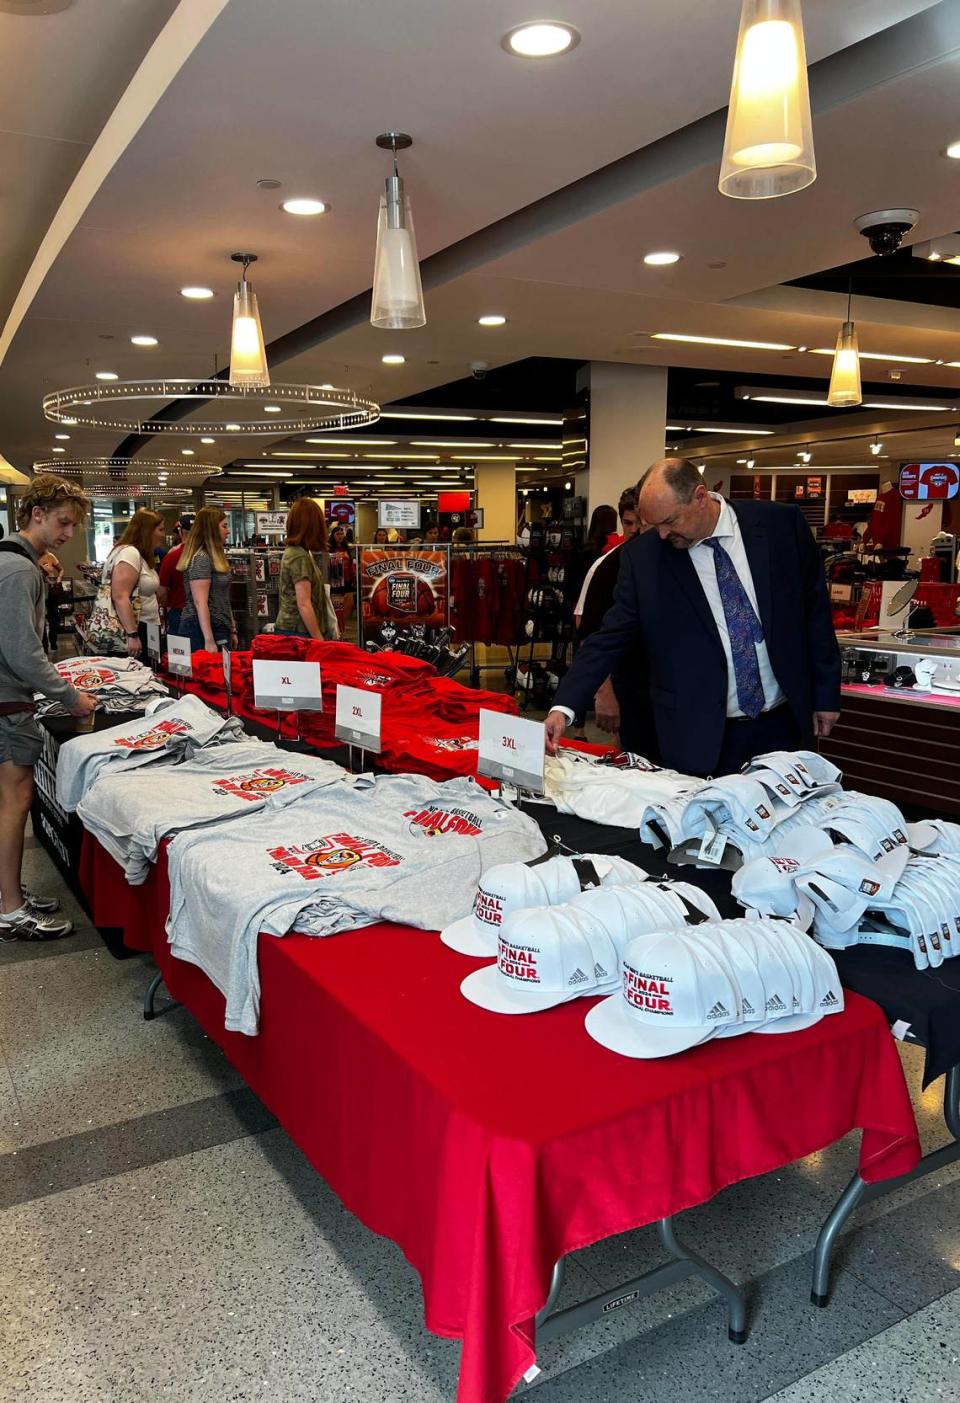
[178,508,237,653]
[328,523,355,633]
[274,498,338,640]
[93,509,165,657]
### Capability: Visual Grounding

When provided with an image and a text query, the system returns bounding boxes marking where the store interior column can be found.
[577,362,668,512]
[473,460,516,543]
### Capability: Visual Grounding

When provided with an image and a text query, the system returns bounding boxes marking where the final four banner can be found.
[358,547,450,643]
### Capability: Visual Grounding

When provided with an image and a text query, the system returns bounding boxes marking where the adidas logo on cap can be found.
[568,967,590,986]
[820,990,840,1007]
[766,993,787,1012]
[706,1000,730,1021]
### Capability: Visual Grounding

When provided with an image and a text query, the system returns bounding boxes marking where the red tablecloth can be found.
[80,834,921,1403]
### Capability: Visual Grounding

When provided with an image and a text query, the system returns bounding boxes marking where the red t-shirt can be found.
[159,543,186,611]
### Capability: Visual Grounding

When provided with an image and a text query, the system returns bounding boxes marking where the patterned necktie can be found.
[703,537,765,718]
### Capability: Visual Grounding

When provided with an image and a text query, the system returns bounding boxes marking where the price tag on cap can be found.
[252,659,323,712]
[698,822,727,866]
[145,621,161,660]
[166,634,192,678]
[335,684,383,753]
[478,710,546,793]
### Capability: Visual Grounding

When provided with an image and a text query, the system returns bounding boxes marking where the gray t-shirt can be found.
[180,550,233,632]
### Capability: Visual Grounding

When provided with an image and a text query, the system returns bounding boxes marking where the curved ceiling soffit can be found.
[0,0,230,370]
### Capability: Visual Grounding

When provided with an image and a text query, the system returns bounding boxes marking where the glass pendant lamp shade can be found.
[229,278,270,387]
[371,174,426,330]
[828,321,862,407]
[719,0,816,199]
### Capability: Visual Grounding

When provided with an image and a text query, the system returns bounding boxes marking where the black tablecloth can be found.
[520,803,960,1089]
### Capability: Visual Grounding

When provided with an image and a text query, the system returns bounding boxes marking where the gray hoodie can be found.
[0,536,77,708]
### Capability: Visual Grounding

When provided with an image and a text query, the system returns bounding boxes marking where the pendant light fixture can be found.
[371,131,426,330]
[229,253,270,387]
[828,284,862,408]
[719,0,816,200]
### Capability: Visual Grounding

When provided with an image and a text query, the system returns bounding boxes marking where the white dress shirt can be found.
[689,494,784,718]
[551,494,784,725]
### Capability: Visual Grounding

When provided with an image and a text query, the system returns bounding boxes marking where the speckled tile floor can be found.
[2,839,959,1401]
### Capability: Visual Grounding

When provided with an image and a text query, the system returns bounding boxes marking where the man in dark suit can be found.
[547,458,841,776]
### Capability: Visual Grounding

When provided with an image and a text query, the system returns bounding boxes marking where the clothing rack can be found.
[450,544,529,688]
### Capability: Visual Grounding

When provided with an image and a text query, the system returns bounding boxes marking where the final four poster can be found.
[358,547,449,642]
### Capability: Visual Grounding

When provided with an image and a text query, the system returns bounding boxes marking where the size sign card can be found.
[220,646,232,695]
[334,684,382,753]
[145,621,161,660]
[252,659,323,712]
[478,710,545,793]
[166,634,192,677]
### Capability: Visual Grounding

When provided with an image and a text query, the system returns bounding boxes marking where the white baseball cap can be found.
[460,906,619,1014]
[441,857,581,956]
[696,923,769,1034]
[584,930,740,1059]
[442,853,646,957]
[753,921,838,1032]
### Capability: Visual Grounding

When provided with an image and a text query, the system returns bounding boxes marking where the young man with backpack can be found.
[0,475,97,941]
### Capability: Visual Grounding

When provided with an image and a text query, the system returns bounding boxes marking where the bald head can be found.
[638,457,720,549]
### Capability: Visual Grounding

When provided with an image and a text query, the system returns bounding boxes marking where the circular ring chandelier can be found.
[42,380,381,437]
[33,458,222,498]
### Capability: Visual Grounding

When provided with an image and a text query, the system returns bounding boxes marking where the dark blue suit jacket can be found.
[553,500,841,775]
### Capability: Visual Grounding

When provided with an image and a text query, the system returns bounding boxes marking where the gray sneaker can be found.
[0,889,61,914]
[0,904,74,942]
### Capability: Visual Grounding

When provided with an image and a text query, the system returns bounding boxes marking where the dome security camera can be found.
[470,361,489,380]
[854,209,920,257]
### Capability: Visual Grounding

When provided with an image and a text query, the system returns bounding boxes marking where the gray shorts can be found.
[0,711,43,767]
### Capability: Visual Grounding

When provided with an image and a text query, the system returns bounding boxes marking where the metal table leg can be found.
[143,970,174,1021]
[535,1214,747,1350]
[811,1062,960,1307]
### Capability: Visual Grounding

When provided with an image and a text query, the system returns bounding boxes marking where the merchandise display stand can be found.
[78,833,916,1403]
[810,1064,959,1307]
[536,1216,748,1349]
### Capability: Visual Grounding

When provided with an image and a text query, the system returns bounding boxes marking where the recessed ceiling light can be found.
[808,348,933,364]
[306,437,398,446]
[501,20,580,57]
[643,251,681,266]
[263,404,282,414]
[944,141,960,159]
[410,441,496,448]
[95,371,118,381]
[180,286,215,300]
[490,415,562,425]
[200,437,215,444]
[382,354,406,365]
[51,446,65,453]
[55,433,70,440]
[281,198,327,216]
[130,335,158,346]
[381,411,477,421]
[477,314,507,327]
[181,448,195,456]
[690,426,775,435]
[319,383,335,390]
[651,333,795,351]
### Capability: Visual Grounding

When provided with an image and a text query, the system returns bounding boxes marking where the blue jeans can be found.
[182,619,230,653]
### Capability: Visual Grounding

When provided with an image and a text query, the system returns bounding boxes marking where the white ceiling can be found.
[0,0,179,327]
[0,0,955,476]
